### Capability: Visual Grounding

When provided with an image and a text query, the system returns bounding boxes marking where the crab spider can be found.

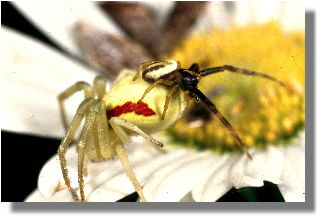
[58,60,287,202]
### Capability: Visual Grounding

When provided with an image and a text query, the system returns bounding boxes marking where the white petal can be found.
[233,1,304,31]
[192,155,237,202]
[245,146,285,185]
[278,132,305,202]
[25,189,74,202]
[88,148,189,202]
[191,154,227,201]
[161,154,222,202]
[233,1,282,26]
[232,1,257,26]
[0,27,97,137]
[85,146,161,202]
[138,150,216,202]
[229,154,264,189]
[25,189,43,202]
[279,1,305,32]
[190,1,229,35]
[38,146,78,197]
[12,1,123,56]
[36,140,164,201]
[251,2,283,24]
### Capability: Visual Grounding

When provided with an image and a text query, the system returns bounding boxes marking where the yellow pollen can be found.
[244,135,255,147]
[165,22,304,152]
[259,95,270,107]
[282,118,293,133]
[225,135,235,147]
[248,122,261,136]
[213,127,225,139]
[266,131,277,142]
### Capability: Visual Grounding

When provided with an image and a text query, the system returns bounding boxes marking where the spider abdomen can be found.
[106,101,156,120]
[104,69,187,132]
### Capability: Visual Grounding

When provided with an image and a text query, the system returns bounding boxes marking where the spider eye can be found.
[142,60,180,82]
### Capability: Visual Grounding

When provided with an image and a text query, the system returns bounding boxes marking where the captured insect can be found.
[58,60,288,202]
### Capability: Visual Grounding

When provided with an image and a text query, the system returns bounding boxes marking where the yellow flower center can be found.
[163,22,305,153]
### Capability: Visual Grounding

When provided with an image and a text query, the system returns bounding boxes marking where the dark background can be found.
[1,1,284,202]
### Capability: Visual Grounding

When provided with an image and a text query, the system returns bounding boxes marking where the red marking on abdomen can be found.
[107,101,156,120]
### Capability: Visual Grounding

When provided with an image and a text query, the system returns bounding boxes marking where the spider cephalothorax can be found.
[58,60,288,202]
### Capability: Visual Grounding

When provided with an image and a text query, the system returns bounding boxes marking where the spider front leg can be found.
[109,117,164,202]
[58,82,94,130]
[57,76,107,130]
[58,76,109,201]
[77,100,103,201]
[83,76,108,167]
[93,76,107,99]
[57,97,95,201]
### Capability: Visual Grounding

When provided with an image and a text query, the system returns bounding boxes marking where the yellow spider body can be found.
[105,69,187,132]
[57,60,287,202]
[57,61,188,202]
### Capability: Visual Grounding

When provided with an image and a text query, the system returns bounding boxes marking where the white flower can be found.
[0,1,305,202]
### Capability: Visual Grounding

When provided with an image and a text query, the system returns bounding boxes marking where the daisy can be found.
[158,22,305,202]
[0,1,304,202]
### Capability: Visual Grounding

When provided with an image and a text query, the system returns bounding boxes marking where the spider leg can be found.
[82,76,107,166]
[198,65,288,88]
[109,118,154,202]
[114,143,146,202]
[110,117,163,147]
[188,87,252,159]
[80,101,114,200]
[95,103,114,158]
[83,117,104,165]
[83,76,107,166]
[77,100,102,201]
[162,85,179,120]
[93,76,107,99]
[57,97,95,201]
[58,82,94,130]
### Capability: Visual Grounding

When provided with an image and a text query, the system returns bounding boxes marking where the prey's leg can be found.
[137,79,174,103]
[161,85,179,120]
[188,63,199,72]
[198,65,288,88]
